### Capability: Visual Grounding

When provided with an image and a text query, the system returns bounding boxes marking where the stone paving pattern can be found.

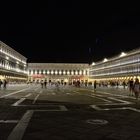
[0,84,140,140]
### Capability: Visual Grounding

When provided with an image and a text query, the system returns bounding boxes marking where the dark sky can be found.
[1,1,140,64]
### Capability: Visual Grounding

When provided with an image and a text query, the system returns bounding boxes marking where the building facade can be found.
[89,48,140,83]
[28,63,89,84]
[0,41,28,82]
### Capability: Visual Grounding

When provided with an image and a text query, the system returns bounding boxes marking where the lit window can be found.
[55,71,58,74]
[71,71,74,75]
[51,70,54,74]
[6,56,9,60]
[59,71,62,75]
[67,71,70,75]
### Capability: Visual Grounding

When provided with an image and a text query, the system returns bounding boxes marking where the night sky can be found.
[1,1,140,64]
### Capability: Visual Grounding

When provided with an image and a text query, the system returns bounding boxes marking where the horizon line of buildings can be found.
[0,40,140,83]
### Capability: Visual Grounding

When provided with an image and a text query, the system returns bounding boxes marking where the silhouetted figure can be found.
[133,78,140,101]
[3,79,7,89]
[94,80,97,91]
[122,81,126,89]
[0,79,3,89]
[44,80,47,88]
[129,79,134,95]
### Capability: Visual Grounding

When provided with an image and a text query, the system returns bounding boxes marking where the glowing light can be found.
[51,71,54,74]
[83,70,86,75]
[59,71,62,75]
[63,71,66,75]
[92,62,95,65]
[67,71,70,75]
[39,70,41,74]
[71,71,74,75]
[6,56,9,60]
[103,58,108,62]
[120,52,126,57]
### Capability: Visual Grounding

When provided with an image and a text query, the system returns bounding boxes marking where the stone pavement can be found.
[0,84,140,140]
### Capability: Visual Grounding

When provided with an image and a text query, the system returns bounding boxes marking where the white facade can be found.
[90,48,140,81]
[28,63,89,83]
[0,41,28,81]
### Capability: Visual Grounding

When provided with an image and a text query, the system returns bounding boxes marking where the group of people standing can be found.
[128,78,140,100]
[0,79,7,89]
[40,80,47,88]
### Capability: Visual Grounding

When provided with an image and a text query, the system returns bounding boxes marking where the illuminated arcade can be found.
[90,48,140,83]
[28,63,89,83]
[0,41,28,82]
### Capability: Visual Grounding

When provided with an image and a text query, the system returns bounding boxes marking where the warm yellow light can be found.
[71,71,74,75]
[83,70,86,75]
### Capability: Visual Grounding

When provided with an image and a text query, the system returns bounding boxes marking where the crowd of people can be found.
[1,78,140,100]
[97,78,140,100]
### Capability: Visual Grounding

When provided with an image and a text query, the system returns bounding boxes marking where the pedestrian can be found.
[3,79,7,89]
[41,80,44,88]
[122,81,126,89]
[0,79,3,89]
[44,80,47,88]
[128,78,134,96]
[133,78,140,101]
[94,80,97,91]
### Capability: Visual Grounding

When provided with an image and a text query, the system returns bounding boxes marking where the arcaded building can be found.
[89,48,140,82]
[28,63,89,83]
[0,41,28,82]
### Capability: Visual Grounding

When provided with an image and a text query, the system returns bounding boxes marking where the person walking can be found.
[44,80,47,88]
[41,80,44,88]
[133,78,140,101]
[128,78,134,96]
[3,79,7,89]
[94,80,97,91]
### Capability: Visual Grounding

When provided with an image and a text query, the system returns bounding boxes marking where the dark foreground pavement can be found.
[0,85,140,140]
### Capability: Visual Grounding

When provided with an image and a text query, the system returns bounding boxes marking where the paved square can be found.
[0,84,140,139]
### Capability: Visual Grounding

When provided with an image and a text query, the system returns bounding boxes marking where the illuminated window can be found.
[63,71,66,75]
[55,70,58,75]
[51,70,54,75]
[67,71,70,75]
[71,71,74,75]
[59,70,62,75]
